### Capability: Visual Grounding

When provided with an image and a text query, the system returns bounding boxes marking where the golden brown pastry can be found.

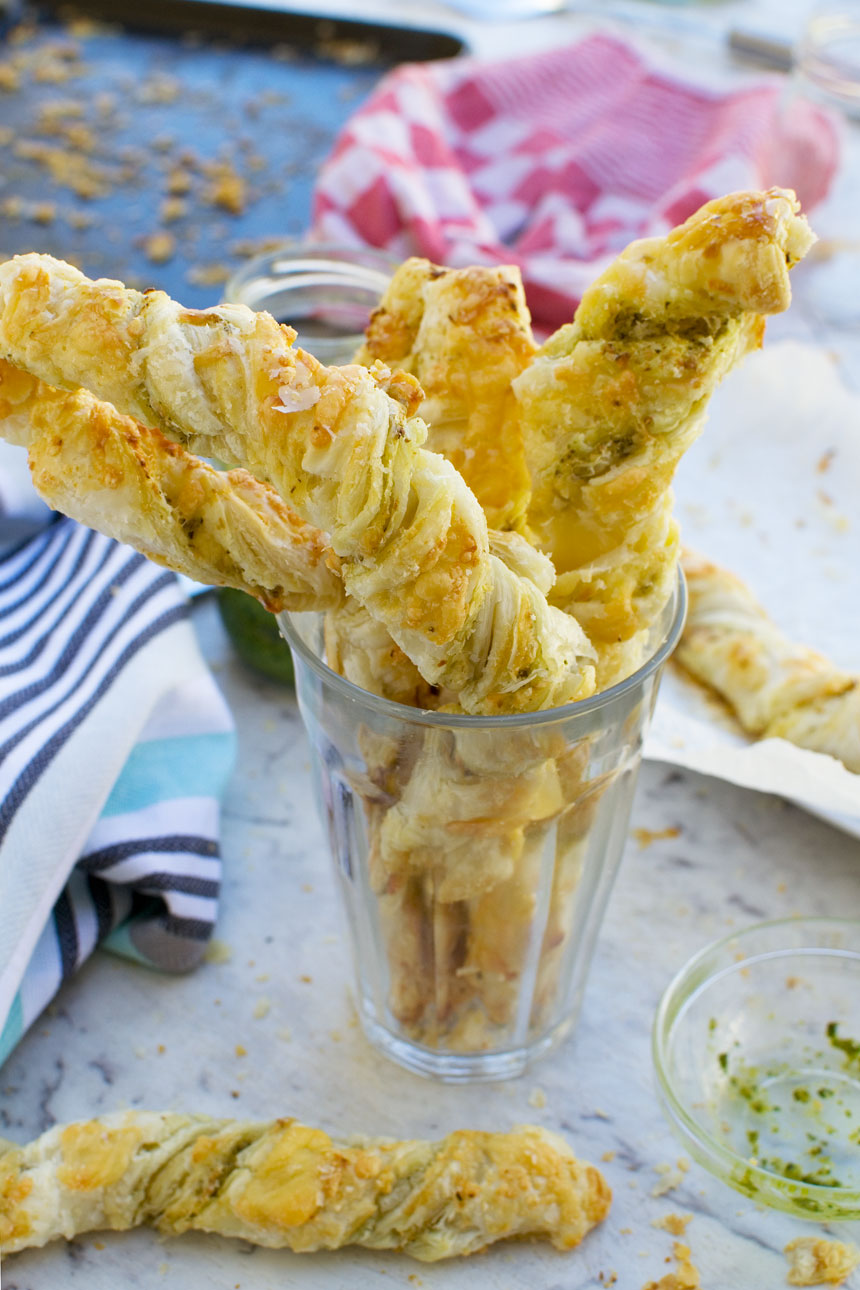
[0,1112,610,1262]
[323,597,442,709]
[356,257,537,531]
[513,188,815,651]
[323,528,557,713]
[0,253,595,715]
[325,254,547,714]
[376,727,566,903]
[784,1236,860,1286]
[0,360,343,611]
[678,551,860,773]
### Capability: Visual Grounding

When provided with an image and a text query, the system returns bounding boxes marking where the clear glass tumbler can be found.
[224,243,395,366]
[279,575,686,1082]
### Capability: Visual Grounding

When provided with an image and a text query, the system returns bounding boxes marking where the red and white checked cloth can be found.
[312,33,838,331]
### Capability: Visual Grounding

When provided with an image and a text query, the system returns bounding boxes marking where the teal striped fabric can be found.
[0,518,236,1068]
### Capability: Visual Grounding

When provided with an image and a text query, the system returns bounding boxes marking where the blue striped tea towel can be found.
[0,514,236,1067]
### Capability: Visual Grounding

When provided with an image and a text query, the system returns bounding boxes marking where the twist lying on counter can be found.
[0,1112,610,1262]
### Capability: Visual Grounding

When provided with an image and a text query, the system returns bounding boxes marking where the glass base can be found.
[359,1007,576,1083]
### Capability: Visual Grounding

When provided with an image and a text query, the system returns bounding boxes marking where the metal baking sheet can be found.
[0,6,461,306]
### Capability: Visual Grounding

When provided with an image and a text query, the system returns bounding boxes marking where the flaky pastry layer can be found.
[514,188,815,644]
[356,257,537,532]
[678,551,860,773]
[0,254,594,714]
[0,1112,610,1262]
[0,360,343,611]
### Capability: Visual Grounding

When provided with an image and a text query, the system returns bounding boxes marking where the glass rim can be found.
[652,914,860,1206]
[278,568,686,729]
[224,240,398,306]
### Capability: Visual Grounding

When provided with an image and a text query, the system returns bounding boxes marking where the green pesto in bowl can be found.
[654,918,860,1220]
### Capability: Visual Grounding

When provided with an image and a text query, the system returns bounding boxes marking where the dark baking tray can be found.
[0,5,463,306]
[37,0,465,60]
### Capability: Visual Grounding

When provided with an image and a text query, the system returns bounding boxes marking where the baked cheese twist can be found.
[0,254,595,715]
[513,188,815,648]
[678,552,860,773]
[330,258,541,705]
[0,360,343,612]
[0,1112,610,1262]
[355,257,537,532]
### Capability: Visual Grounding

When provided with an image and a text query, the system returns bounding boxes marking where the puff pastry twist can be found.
[513,187,815,652]
[0,254,594,715]
[678,551,860,773]
[356,257,537,532]
[329,258,543,705]
[0,360,343,611]
[0,1112,610,1262]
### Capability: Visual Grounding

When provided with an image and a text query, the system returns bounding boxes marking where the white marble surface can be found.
[2,597,859,1290]
[3,3,860,1286]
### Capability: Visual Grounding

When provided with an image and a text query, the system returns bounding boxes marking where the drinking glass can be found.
[224,243,395,365]
[279,575,685,1082]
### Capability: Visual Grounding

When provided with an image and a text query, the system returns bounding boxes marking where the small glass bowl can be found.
[223,243,395,365]
[654,918,860,1219]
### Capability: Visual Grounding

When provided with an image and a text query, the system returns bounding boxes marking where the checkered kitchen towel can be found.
[312,31,839,331]
[0,492,235,1067]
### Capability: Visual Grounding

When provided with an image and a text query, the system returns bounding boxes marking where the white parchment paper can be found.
[645,340,860,835]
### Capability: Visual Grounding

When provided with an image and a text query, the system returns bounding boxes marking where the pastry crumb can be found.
[784,1237,860,1286]
[142,231,176,263]
[160,196,187,223]
[204,939,233,964]
[166,165,193,194]
[601,1149,616,1162]
[652,1213,692,1236]
[633,826,681,849]
[186,261,231,286]
[528,1087,546,1109]
[651,1159,689,1197]
[253,997,271,1020]
[203,160,247,214]
[642,1241,701,1289]
[32,201,56,224]
[138,74,181,105]
[235,1044,247,1058]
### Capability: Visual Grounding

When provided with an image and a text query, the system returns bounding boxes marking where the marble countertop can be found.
[3,596,859,1290]
[3,2,860,1286]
